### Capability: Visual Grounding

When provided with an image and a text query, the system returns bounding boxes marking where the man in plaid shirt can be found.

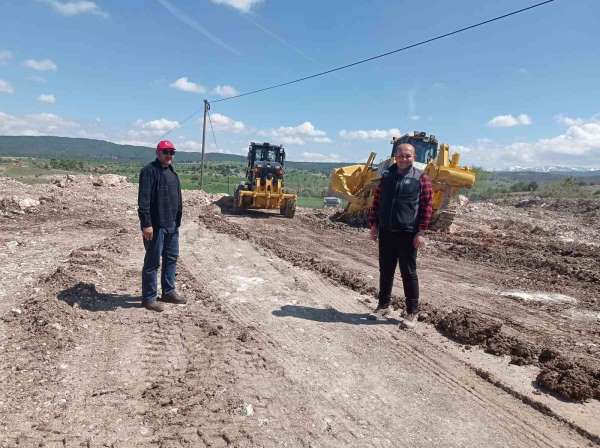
[368,143,433,329]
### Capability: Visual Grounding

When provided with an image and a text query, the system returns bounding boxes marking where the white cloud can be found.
[487,113,532,128]
[258,121,329,145]
[212,84,239,97]
[0,80,14,94]
[170,77,205,94]
[24,59,57,72]
[339,128,401,140]
[140,118,180,133]
[210,113,246,132]
[555,114,584,127]
[276,121,326,138]
[210,0,263,13]
[280,136,305,145]
[313,136,333,144]
[410,115,420,121]
[0,111,80,136]
[42,1,108,17]
[0,50,12,65]
[38,94,56,104]
[460,116,600,169]
[178,140,203,152]
[299,152,342,162]
[121,118,181,146]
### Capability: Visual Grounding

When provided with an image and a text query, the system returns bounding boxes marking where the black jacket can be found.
[137,160,182,230]
[377,164,423,232]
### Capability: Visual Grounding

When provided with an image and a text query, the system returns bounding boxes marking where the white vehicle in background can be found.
[323,196,342,207]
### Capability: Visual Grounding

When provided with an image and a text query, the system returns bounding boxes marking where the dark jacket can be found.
[376,164,426,232]
[137,160,182,230]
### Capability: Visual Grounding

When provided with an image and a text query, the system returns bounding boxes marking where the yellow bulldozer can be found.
[329,131,475,231]
[233,142,298,218]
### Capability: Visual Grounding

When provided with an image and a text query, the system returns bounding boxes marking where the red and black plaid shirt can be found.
[368,170,433,232]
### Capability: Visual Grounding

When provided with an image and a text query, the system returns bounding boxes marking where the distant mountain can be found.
[503,165,600,174]
[0,135,350,173]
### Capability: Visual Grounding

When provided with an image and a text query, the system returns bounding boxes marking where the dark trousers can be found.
[378,229,419,314]
[142,225,179,303]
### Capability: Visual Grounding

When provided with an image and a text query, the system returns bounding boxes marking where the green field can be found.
[3,156,600,207]
[0,157,330,209]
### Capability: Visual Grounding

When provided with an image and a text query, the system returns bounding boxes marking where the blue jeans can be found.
[142,226,179,304]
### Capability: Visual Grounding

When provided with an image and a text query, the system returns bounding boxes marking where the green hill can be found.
[0,135,350,173]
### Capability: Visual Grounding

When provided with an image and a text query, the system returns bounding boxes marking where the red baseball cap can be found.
[157,140,176,152]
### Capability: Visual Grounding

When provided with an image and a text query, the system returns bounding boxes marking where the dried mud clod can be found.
[435,310,502,345]
[536,356,600,402]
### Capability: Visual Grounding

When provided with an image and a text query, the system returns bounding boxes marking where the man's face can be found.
[394,144,415,169]
[156,148,174,166]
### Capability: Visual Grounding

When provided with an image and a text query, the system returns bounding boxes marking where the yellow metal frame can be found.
[238,176,297,209]
[328,142,476,219]
[424,143,475,211]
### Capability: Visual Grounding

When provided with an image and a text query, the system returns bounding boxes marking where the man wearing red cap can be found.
[137,140,186,312]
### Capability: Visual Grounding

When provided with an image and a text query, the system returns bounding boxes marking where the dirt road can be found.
[1,176,598,447]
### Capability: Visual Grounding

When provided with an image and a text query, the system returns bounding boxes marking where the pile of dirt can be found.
[435,310,502,345]
[297,209,359,232]
[1,269,88,370]
[434,309,599,400]
[536,353,600,402]
[485,334,540,366]
[498,196,600,219]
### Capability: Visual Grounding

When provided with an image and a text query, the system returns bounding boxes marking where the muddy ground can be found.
[1,175,599,447]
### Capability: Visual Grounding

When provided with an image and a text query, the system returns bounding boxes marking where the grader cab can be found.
[234,142,297,218]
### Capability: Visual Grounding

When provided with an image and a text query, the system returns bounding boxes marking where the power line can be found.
[207,109,219,151]
[167,0,555,132]
[211,0,555,103]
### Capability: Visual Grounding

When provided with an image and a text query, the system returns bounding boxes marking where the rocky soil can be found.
[1,176,598,447]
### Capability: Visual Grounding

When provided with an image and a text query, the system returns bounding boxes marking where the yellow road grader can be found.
[233,142,297,218]
[329,131,475,231]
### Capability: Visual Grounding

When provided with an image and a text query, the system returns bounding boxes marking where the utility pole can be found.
[200,99,210,190]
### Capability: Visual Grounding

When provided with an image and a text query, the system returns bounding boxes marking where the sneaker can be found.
[368,306,390,320]
[400,312,418,329]
[143,301,165,312]
[159,291,187,304]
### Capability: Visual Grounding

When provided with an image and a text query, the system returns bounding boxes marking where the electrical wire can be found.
[207,109,219,151]
[211,0,555,103]
[163,0,555,136]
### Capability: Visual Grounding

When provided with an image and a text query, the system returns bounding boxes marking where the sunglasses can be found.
[160,150,175,156]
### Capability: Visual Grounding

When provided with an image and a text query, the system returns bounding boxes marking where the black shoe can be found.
[143,301,165,312]
[159,291,187,304]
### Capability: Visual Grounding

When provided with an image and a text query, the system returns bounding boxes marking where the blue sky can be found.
[1,0,599,168]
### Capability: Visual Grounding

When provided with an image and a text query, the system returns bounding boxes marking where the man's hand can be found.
[370,225,378,241]
[413,232,425,249]
[142,226,154,241]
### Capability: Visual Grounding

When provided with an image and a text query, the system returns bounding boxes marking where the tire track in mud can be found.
[1,228,288,447]
[282,267,573,448]
[181,251,361,447]
[185,220,591,448]
[197,207,600,445]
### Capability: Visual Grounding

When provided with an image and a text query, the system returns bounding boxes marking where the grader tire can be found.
[282,200,296,219]
[232,189,242,215]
